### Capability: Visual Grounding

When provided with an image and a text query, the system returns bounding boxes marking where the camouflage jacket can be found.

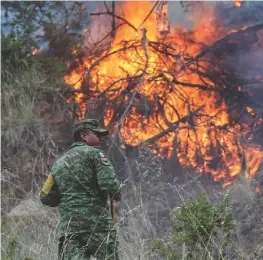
[40,142,121,235]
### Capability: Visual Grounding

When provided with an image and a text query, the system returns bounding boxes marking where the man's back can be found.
[52,142,119,235]
[40,119,121,259]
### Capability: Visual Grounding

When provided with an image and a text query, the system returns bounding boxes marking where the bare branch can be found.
[142,106,204,145]
[94,22,125,46]
[103,1,110,13]
[90,11,138,32]
[138,1,160,29]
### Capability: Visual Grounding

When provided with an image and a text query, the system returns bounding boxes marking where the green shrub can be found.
[152,194,239,260]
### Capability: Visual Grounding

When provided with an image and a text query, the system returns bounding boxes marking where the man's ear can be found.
[80,132,86,140]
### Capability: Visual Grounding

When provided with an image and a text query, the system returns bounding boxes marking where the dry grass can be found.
[2,169,263,260]
[1,63,72,213]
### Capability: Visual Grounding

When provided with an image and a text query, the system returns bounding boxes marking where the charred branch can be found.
[138,1,160,29]
[111,1,116,38]
[90,11,138,32]
[150,72,219,92]
[142,106,204,145]
[115,28,149,124]
[83,42,142,87]
[94,23,126,46]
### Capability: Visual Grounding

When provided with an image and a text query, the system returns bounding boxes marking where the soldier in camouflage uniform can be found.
[40,119,121,260]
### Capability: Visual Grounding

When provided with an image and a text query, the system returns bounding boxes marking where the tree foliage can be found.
[1,2,88,60]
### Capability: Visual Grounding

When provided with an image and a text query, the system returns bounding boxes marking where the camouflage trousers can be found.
[58,230,119,260]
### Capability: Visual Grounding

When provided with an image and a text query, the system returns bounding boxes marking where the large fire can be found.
[64,2,263,186]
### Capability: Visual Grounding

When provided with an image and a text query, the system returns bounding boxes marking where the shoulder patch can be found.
[42,175,54,195]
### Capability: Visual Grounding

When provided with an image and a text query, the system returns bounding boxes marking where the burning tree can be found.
[64,2,263,187]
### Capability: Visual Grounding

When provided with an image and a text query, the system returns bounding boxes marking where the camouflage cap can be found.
[73,119,109,136]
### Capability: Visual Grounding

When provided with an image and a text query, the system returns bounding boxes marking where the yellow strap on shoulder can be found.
[42,175,54,195]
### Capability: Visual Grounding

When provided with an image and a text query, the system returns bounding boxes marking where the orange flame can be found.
[32,48,42,55]
[65,2,263,185]
[233,0,242,7]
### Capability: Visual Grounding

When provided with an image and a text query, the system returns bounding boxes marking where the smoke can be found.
[168,2,217,30]
[215,2,263,108]
[216,1,263,28]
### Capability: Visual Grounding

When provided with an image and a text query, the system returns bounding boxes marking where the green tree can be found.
[1,2,88,60]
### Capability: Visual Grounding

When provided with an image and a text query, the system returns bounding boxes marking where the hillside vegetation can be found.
[1,4,263,260]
